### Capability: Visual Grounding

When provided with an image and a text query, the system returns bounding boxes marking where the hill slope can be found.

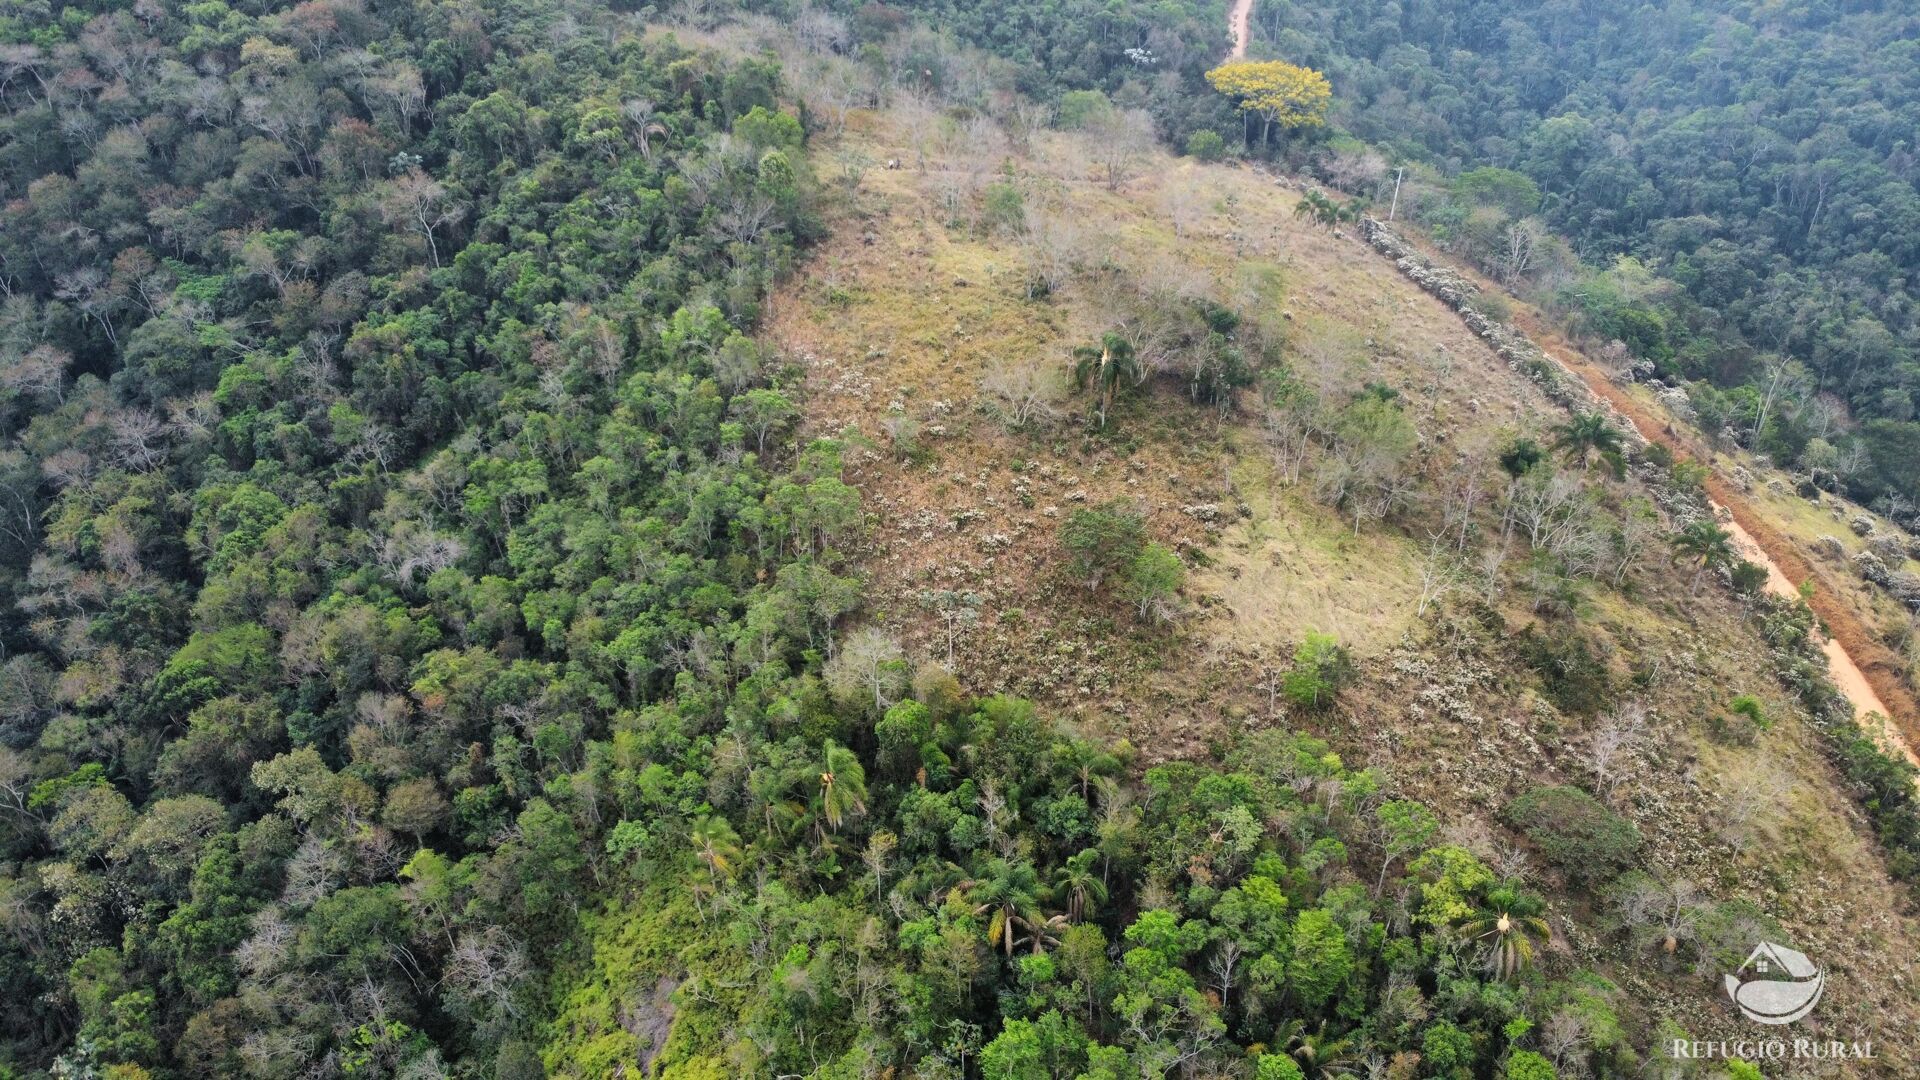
[749,105,1920,1067]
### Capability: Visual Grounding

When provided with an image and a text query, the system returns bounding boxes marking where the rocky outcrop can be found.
[1867,534,1907,564]
[1359,219,1641,440]
[1850,550,1919,613]
[1888,571,1920,611]
[1358,218,1711,524]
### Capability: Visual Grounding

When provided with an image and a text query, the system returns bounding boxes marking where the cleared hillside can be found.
[761,107,1920,1067]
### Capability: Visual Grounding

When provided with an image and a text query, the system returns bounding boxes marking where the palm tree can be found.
[1293,191,1364,229]
[812,740,868,838]
[689,814,742,883]
[1551,411,1625,471]
[1294,190,1333,224]
[1498,436,1545,479]
[1671,519,1736,594]
[623,98,669,161]
[1054,739,1122,802]
[1051,848,1109,924]
[1016,912,1071,955]
[1071,332,1143,430]
[1272,1019,1361,1078]
[747,763,807,840]
[968,857,1053,957]
[1456,887,1551,981]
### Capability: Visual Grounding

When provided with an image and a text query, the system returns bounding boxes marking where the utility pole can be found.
[1388,166,1406,222]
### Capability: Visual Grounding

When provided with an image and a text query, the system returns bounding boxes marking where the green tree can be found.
[1372,800,1438,898]
[812,740,869,839]
[1282,633,1354,710]
[1071,333,1143,430]
[1504,1049,1558,1080]
[971,857,1060,957]
[381,779,449,845]
[1255,1053,1306,1080]
[1285,908,1352,1012]
[1551,411,1625,473]
[978,1018,1048,1080]
[1061,501,1147,592]
[1422,1020,1476,1079]
[1123,543,1184,622]
[1671,519,1736,594]
[1456,887,1551,980]
[1499,437,1546,479]
[730,388,797,456]
[1186,130,1227,163]
[689,814,743,883]
[1052,849,1109,924]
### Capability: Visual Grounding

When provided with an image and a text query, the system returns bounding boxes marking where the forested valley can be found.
[1252,0,1920,511]
[0,2,1917,1080]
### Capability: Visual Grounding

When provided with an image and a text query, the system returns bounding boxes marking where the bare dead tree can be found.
[1414,536,1460,618]
[1498,217,1545,284]
[1540,1008,1591,1072]
[1615,875,1702,957]
[379,169,464,267]
[1019,203,1082,299]
[982,356,1067,430]
[1586,701,1648,804]
[109,408,168,471]
[1090,108,1153,191]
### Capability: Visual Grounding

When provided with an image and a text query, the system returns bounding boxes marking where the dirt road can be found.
[1511,311,1920,763]
[1227,0,1253,58]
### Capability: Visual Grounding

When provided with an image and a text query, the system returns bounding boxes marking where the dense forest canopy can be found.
[0,0,839,1072]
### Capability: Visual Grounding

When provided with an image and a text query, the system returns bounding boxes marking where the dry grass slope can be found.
[764,109,1920,1067]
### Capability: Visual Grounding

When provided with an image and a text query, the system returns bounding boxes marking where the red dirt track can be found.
[1512,309,1920,749]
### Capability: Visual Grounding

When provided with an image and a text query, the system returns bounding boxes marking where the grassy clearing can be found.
[761,108,1920,1056]
[1193,453,1422,653]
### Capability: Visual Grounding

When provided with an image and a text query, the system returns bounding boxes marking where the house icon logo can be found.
[1724,942,1824,1025]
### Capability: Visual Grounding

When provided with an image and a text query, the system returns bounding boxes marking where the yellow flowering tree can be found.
[1205,60,1332,148]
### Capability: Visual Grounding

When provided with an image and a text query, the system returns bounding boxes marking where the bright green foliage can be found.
[1282,632,1354,710]
[1728,694,1769,729]
[1504,1049,1558,1080]
[1422,1020,1476,1078]
[1256,1052,1307,1080]
[1285,908,1353,1012]
[1123,543,1185,622]
[1186,130,1227,162]
[1057,90,1116,129]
